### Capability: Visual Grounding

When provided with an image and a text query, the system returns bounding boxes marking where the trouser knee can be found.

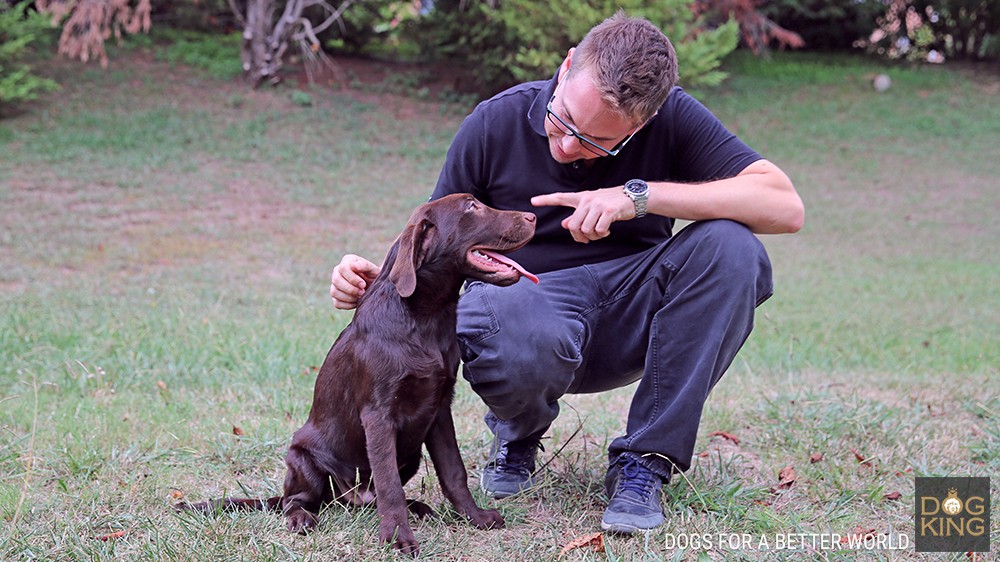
[681,220,773,304]
[460,325,579,414]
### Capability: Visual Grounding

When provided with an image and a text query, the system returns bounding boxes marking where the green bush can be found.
[320,0,417,55]
[762,1,883,51]
[0,1,59,110]
[408,0,738,94]
[857,0,1000,62]
[919,0,1000,60]
[149,0,236,33]
[155,29,243,79]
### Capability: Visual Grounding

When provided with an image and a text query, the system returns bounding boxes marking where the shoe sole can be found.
[600,519,659,534]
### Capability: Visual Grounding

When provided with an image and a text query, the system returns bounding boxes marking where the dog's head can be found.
[388,193,537,298]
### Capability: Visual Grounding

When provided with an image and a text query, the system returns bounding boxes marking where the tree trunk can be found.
[230,0,352,88]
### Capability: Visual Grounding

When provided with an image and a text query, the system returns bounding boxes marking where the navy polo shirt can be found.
[430,75,762,274]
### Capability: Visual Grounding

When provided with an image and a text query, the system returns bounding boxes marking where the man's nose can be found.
[559,133,581,153]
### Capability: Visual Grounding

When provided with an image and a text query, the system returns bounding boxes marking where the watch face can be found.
[625,180,648,195]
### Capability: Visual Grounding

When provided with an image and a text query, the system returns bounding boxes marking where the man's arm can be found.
[531,159,804,243]
[646,159,803,234]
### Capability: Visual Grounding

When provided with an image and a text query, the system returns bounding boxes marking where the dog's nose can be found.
[523,213,537,224]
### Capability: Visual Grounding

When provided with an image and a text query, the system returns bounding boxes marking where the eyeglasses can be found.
[545,92,643,157]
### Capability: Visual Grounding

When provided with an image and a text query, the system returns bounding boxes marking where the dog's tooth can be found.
[474,249,498,263]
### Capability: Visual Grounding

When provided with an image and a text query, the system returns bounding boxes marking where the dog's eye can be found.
[465,199,479,212]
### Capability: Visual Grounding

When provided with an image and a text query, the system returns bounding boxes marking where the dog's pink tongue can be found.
[480,250,539,284]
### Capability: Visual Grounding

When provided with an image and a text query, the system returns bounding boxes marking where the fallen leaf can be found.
[851,448,873,467]
[708,430,740,445]
[769,465,797,495]
[809,453,823,463]
[94,530,127,541]
[233,425,245,436]
[884,491,902,500]
[559,533,604,557]
[170,490,185,500]
[777,465,796,489]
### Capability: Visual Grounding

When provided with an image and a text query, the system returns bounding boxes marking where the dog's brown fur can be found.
[178,194,536,555]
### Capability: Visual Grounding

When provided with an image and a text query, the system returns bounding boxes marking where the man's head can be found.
[569,13,678,124]
[544,13,677,163]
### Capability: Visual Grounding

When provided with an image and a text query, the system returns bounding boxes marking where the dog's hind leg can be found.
[407,499,434,518]
[280,444,332,534]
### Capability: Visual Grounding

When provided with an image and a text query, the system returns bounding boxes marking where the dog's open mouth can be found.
[469,248,539,284]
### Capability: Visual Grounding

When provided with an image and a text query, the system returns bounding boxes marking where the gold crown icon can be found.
[942,487,963,515]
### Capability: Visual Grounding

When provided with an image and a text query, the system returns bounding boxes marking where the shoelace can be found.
[616,456,657,500]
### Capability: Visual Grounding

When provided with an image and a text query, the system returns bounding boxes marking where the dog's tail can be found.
[175,496,282,514]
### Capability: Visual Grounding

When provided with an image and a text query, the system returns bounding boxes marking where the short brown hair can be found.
[568,12,678,124]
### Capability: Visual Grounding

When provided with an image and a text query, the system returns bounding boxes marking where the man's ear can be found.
[388,217,436,298]
[558,48,575,81]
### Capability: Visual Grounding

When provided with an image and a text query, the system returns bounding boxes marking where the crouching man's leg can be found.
[593,220,774,533]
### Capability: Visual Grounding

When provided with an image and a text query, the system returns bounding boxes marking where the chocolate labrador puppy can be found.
[179,193,537,555]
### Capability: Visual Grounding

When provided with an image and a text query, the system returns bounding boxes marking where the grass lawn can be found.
[1,45,998,561]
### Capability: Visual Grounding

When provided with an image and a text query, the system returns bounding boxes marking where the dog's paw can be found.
[394,537,420,557]
[406,499,434,519]
[380,519,419,557]
[468,508,505,530]
[285,509,318,535]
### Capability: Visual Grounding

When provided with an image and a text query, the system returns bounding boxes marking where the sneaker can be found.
[601,453,665,533]
[480,436,542,498]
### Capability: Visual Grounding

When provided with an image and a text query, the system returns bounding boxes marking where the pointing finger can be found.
[531,192,581,208]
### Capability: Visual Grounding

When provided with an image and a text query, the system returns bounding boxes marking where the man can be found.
[330,13,803,533]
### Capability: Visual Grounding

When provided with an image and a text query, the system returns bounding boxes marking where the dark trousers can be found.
[456,219,774,479]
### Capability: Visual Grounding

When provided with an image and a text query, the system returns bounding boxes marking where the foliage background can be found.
[408,0,738,94]
[0,1,58,106]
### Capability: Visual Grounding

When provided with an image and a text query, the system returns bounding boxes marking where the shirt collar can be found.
[527,71,559,138]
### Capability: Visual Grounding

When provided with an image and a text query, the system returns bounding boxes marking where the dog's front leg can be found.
[425,406,505,530]
[360,406,419,556]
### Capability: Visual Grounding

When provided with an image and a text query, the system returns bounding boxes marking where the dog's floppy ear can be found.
[388,215,436,298]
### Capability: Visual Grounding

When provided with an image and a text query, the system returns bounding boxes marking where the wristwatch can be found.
[623,179,649,218]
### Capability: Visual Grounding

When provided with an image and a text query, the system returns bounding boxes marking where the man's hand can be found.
[531,186,635,243]
[330,254,381,310]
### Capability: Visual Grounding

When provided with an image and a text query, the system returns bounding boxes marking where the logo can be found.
[941,488,962,515]
[915,477,990,552]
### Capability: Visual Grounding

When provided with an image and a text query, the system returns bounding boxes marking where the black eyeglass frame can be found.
[545,93,646,157]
